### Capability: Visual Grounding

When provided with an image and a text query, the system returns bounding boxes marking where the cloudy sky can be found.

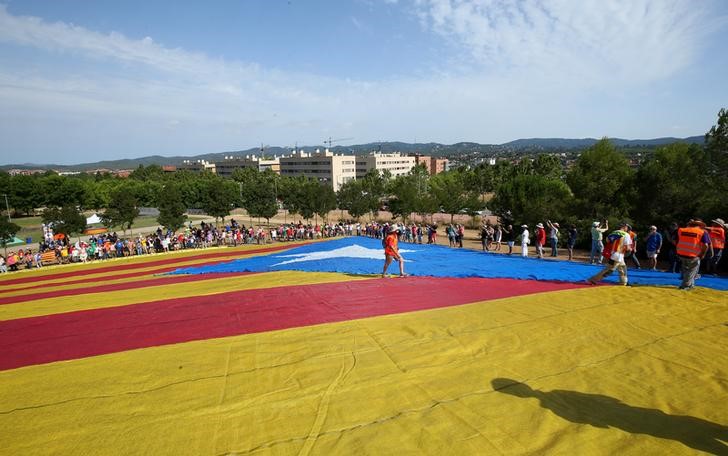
[1,0,727,165]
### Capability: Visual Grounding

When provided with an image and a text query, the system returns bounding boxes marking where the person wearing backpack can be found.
[587,222,632,285]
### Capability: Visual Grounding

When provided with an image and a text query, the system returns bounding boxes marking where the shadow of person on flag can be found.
[491,378,728,455]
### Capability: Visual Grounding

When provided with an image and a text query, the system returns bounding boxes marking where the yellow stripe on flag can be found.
[1,286,725,455]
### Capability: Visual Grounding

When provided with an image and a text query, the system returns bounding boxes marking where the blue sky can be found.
[1,0,727,165]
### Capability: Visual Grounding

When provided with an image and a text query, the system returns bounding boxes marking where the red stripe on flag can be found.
[0,264,215,295]
[0,277,585,370]
[0,272,252,305]
[0,243,302,287]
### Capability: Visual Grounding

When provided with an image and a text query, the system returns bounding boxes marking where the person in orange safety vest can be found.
[676,219,711,290]
[705,218,726,275]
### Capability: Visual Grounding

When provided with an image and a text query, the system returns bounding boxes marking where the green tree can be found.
[278,176,309,219]
[491,161,515,190]
[491,174,573,227]
[311,184,337,223]
[130,164,165,181]
[531,154,563,180]
[241,169,279,223]
[705,107,728,176]
[337,170,386,220]
[102,188,140,234]
[429,170,482,223]
[171,170,206,209]
[0,218,21,256]
[337,179,370,219]
[703,107,728,217]
[464,164,495,199]
[0,171,10,198]
[10,174,43,215]
[41,205,87,242]
[634,143,708,227]
[42,175,87,209]
[282,178,335,222]
[388,165,436,221]
[296,183,316,220]
[566,138,634,220]
[200,178,237,225]
[83,180,111,211]
[156,184,187,232]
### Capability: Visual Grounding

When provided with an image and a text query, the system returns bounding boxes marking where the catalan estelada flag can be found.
[1,238,726,455]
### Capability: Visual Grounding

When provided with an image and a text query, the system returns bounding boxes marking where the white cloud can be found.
[414,0,722,85]
[0,2,725,164]
[0,5,254,79]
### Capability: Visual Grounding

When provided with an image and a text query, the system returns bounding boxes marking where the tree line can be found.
[1,108,726,246]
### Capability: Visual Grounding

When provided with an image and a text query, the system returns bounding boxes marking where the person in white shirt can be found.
[520,225,530,257]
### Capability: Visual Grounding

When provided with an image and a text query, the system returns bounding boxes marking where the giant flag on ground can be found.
[1,238,726,455]
[173,236,728,290]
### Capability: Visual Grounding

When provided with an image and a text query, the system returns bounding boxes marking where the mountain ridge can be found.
[1,136,704,171]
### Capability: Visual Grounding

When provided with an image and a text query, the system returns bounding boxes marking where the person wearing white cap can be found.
[382,224,408,278]
[589,220,609,264]
[519,224,530,257]
[534,223,546,259]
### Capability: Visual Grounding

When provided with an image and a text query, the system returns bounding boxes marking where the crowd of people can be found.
[361,221,441,244]
[2,217,725,288]
[0,219,357,273]
[465,217,726,275]
[584,217,726,289]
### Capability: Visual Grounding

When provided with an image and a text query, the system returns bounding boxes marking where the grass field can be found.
[9,213,210,244]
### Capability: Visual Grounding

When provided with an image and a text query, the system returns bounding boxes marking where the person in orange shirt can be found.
[382,224,408,278]
[706,218,726,275]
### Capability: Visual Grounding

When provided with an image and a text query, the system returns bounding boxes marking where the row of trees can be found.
[1,109,726,244]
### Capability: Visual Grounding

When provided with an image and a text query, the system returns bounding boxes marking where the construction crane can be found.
[258,143,269,158]
[323,137,354,148]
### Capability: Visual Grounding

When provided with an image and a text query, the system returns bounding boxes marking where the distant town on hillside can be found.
[1,135,704,175]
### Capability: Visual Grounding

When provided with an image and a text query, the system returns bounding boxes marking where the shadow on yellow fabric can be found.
[491,378,728,455]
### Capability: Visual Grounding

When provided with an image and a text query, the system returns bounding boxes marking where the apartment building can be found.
[355,152,415,178]
[215,155,280,178]
[431,157,448,174]
[409,154,448,175]
[177,160,216,174]
[279,149,356,191]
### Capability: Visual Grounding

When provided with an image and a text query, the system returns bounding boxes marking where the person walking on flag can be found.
[382,224,407,278]
[676,219,711,290]
[587,221,632,286]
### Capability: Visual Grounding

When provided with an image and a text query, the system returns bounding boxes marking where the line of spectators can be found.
[361,222,436,244]
[0,219,360,273]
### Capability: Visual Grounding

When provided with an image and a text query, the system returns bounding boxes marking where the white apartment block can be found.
[356,152,415,178]
[215,155,280,178]
[177,160,216,174]
[279,149,356,191]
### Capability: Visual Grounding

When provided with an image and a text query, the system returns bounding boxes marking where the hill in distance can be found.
[1,136,704,171]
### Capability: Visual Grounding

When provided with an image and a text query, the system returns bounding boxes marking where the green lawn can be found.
[9,214,210,244]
